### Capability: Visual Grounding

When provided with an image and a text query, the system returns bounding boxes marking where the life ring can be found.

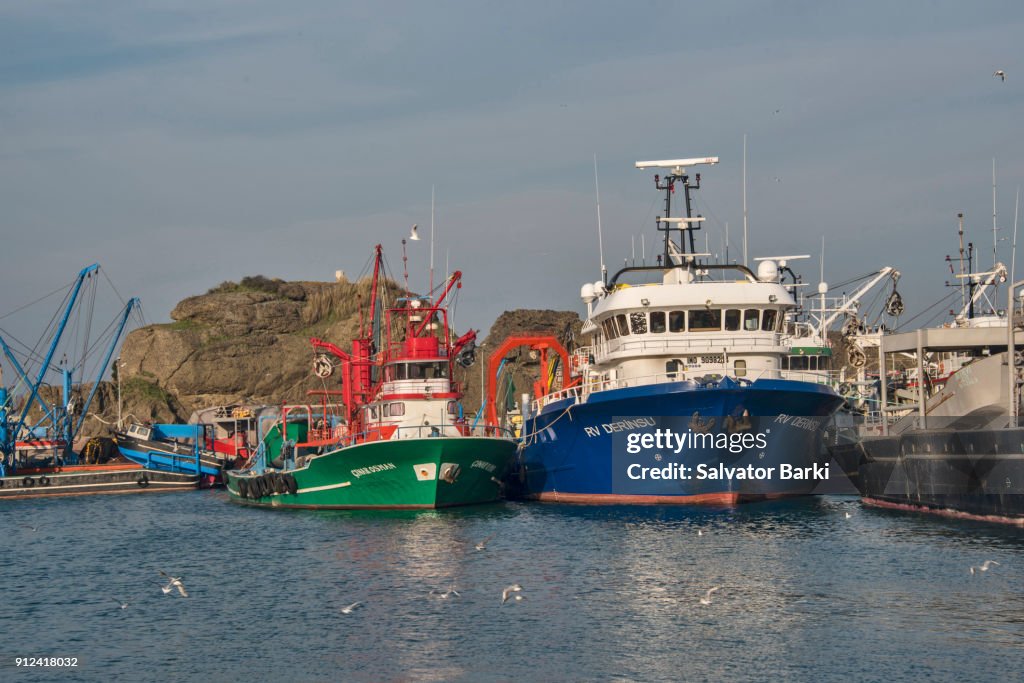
[22,476,35,488]
[136,475,150,488]
[38,476,50,487]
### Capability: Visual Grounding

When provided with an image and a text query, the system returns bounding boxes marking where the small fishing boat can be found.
[224,244,517,509]
[1,264,199,498]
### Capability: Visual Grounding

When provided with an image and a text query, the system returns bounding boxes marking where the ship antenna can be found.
[993,158,998,269]
[957,212,966,314]
[594,154,607,283]
[742,133,749,268]
[430,185,436,295]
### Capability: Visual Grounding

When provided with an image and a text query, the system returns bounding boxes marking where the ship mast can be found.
[635,157,719,267]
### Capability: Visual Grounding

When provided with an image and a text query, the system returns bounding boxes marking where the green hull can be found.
[225,437,516,509]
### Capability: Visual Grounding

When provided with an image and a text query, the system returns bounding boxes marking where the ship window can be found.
[650,311,666,333]
[390,402,405,416]
[780,356,789,370]
[366,406,378,420]
[762,309,778,332]
[734,359,747,377]
[603,319,618,340]
[616,314,630,336]
[725,309,741,331]
[382,403,390,417]
[689,309,722,331]
[791,356,808,370]
[447,401,457,415]
[669,310,686,332]
[630,312,648,335]
[666,359,682,379]
[743,309,759,331]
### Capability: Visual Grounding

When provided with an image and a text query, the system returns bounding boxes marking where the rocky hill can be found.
[76,275,582,433]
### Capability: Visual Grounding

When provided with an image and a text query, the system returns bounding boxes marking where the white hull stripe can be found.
[228,480,351,497]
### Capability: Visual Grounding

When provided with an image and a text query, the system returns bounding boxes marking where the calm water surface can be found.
[2,492,1022,682]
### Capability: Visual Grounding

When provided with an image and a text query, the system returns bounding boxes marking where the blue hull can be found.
[116,444,224,478]
[510,378,844,504]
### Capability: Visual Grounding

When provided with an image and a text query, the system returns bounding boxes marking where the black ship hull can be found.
[856,427,1024,524]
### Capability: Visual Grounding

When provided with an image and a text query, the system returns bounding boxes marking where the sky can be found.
[2,1,1023,369]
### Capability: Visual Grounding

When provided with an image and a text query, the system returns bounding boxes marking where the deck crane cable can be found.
[0,278,75,321]
[894,290,958,332]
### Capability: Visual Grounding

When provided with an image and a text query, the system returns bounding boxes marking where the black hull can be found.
[0,465,198,499]
[856,427,1024,523]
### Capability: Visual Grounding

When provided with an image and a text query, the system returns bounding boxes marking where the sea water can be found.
[2,492,1021,682]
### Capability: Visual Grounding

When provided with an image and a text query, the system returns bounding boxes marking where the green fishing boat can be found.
[224,244,516,509]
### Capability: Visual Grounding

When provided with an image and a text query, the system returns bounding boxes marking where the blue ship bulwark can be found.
[511,378,843,504]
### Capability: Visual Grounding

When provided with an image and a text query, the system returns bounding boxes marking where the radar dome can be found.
[756,260,779,282]
[580,283,596,303]
[817,282,828,295]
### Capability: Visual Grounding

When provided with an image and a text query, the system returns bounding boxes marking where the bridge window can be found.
[669,310,686,332]
[762,309,778,332]
[390,402,405,416]
[689,309,722,332]
[602,319,617,340]
[734,359,747,377]
[615,314,630,336]
[743,309,759,331]
[790,356,809,370]
[630,312,648,335]
[725,309,741,331]
[650,311,666,333]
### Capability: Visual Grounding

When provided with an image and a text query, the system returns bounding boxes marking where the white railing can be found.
[597,334,786,359]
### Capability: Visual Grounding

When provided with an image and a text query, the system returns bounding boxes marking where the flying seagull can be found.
[341,601,362,614]
[501,584,523,605]
[970,560,1000,574]
[994,70,1006,82]
[699,586,721,605]
[431,584,461,599]
[475,533,496,551]
[111,598,129,610]
[159,571,188,597]
[409,224,421,241]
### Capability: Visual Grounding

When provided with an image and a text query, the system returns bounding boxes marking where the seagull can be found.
[409,224,421,241]
[111,598,129,610]
[501,584,523,605]
[845,512,852,519]
[699,586,721,605]
[23,525,38,532]
[431,584,461,599]
[994,70,1006,82]
[773,108,782,115]
[159,571,188,597]
[341,601,362,614]
[475,533,495,551]
[697,529,704,537]
[970,560,1000,574]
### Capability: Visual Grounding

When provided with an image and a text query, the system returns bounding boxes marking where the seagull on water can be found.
[159,571,188,597]
[970,560,1000,574]
[501,584,523,605]
[994,70,1006,82]
[699,586,721,605]
[475,533,496,551]
[845,512,852,519]
[112,598,129,610]
[341,601,362,614]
